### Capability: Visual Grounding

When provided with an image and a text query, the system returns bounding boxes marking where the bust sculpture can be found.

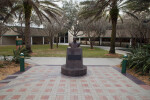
[61,37,87,76]
[69,38,80,48]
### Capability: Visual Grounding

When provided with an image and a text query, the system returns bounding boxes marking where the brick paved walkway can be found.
[0,65,150,100]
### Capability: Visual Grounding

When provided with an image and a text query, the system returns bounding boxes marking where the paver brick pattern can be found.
[0,66,150,100]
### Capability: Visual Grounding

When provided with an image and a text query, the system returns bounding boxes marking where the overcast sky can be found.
[55,0,86,7]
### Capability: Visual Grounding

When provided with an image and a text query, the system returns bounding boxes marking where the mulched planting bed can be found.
[116,65,150,85]
[0,61,29,80]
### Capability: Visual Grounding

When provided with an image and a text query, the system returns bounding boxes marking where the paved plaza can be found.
[0,63,150,100]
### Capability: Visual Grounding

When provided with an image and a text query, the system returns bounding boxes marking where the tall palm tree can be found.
[79,0,137,54]
[4,0,62,53]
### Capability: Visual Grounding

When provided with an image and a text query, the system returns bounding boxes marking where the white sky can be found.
[55,0,86,7]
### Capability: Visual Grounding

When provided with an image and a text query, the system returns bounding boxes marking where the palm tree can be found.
[126,0,150,13]
[79,0,137,54]
[4,0,62,53]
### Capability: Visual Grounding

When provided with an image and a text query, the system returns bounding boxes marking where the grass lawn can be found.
[0,45,121,58]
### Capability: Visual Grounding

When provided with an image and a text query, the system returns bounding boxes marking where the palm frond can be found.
[29,0,43,23]
[123,11,139,20]
[4,5,22,22]
[118,14,123,23]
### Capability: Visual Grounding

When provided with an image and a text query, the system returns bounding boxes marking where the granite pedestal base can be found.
[61,48,87,76]
[61,65,87,76]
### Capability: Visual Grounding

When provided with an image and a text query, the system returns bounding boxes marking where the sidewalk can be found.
[26,57,122,66]
[0,64,150,100]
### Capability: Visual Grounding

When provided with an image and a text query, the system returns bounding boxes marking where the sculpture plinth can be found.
[61,48,87,76]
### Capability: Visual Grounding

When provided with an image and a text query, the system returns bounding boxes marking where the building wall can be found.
[33,37,43,44]
[2,36,16,45]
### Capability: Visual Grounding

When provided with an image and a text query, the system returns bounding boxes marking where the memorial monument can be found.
[61,38,87,76]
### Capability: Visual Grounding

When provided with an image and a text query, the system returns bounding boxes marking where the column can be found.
[79,37,81,43]
[64,36,65,43]
[100,37,102,45]
[59,37,61,43]
[43,37,44,45]
[130,38,132,47]
[31,37,33,45]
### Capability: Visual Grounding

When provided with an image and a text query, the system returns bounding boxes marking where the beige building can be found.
[0,27,68,45]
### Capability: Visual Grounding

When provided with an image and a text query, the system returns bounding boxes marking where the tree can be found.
[123,15,150,46]
[81,19,103,49]
[126,0,150,13]
[4,0,62,53]
[44,19,64,49]
[62,0,82,37]
[94,19,107,46]
[79,0,137,54]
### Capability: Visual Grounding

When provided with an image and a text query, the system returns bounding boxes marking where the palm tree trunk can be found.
[109,5,118,54]
[109,18,117,54]
[24,1,32,53]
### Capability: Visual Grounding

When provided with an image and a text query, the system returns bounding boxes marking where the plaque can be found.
[68,55,81,60]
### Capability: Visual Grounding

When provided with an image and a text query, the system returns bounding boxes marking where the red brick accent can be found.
[50,80,55,82]
[140,96,149,100]
[140,85,150,90]
[113,96,121,100]
[84,89,90,93]
[19,88,27,92]
[82,84,88,87]
[99,96,108,100]
[70,95,78,100]
[41,95,49,100]
[0,95,6,100]
[126,84,132,87]
[26,95,35,100]
[48,84,54,87]
[115,84,122,87]
[71,89,78,93]
[0,83,6,88]
[70,84,77,87]
[93,84,100,87]
[57,88,65,93]
[85,95,93,100]
[40,80,45,82]
[6,89,14,92]
[127,96,136,100]
[104,84,111,87]
[81,80,87,82]
[24,83,30,86]
[32,88,39,92]
[60,80,66,82]
[56,95,64,100]
[108,89,116,93]
[11,95,21,99]
[120,89,128,93]
[36,83,42,86]
[96,89,103,93]
[45,89,52,92]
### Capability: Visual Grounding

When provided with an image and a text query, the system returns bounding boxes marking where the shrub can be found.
[12,47,30,63]
[126,45,150,75]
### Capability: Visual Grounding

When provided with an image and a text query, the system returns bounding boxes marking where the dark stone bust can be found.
[69,38,80,48]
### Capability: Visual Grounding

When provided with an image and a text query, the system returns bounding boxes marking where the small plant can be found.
[0,64,4,68]
[125,44,150,75]
[12,47,30,63]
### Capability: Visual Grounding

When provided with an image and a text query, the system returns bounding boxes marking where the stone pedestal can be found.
[61,48,87,76]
